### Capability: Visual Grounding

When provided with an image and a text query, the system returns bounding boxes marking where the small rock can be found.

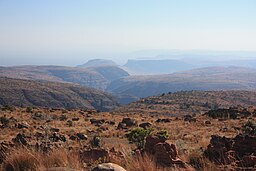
[92,163,126,171]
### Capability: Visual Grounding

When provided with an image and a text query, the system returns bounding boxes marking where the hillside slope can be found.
[0,77,119,111]
[0,65,129,90]
[116,90,256,116]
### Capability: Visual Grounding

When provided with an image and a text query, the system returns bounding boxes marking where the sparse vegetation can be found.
[241,119,256,136]
[126,128,152,149]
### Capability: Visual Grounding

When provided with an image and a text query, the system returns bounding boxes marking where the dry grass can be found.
[0,107,251,170]
[1,147,82,171]
[41,149,81,169]
[126,154,168,171]
[2,147,44,171]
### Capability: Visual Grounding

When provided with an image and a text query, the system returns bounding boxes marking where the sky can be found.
[0,0,256,66]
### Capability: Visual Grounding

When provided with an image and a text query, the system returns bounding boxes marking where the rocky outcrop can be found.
[117,118,137,129]
[205,107,253,119]
[144,136,186,168]
[204,134,256,168]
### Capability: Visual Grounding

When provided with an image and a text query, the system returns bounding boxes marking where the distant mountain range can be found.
[1,59,256,105]
[0,77,118,111]
[107,66,256,103]
[123,59,194,74]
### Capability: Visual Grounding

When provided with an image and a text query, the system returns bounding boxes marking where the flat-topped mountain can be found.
[77,59,117,68]
[0,77,119,111]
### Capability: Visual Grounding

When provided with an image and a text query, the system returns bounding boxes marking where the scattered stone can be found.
[205,120,211,125]
[16,122,29,129]
[90,119,105,125]
[59,114,68,121]
[12,133,27,145]
[92,163,126,171]
[72,117,79,121]
[67,120,73,127]
[139,122,152,129]
[76,133,87,140]
[117,118,137,129]
[155,118,171,123]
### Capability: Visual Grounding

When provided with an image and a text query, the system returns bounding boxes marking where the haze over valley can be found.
[1,1,256,171]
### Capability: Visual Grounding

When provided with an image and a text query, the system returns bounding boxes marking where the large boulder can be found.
[117,118,137,129]
[144,135,166,154]
[144,136,186,168]
[91,163,126,171]
[153,141,186,167]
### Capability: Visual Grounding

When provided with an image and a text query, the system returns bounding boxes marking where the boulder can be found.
[91,163,126,171]
[121,118,137,127]
[153,141,186,167]
[12,133,27,145]
[16,122,29,129]
[76,133,88,140]
[139,122,152,129]
[90,119,105,126]
[155,118,171,123]
[144,135,166,154]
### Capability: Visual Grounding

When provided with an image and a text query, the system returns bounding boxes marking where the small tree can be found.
[91,135,101,148]
[241,120,256,136]
[126,128,152,149]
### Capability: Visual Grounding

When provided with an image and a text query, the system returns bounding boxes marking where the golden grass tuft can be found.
[2,147,43,171]
[41,149,81,169]
[1,147,82,171]
[125,154,171,171]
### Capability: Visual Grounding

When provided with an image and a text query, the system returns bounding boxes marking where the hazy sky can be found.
[0,0,256,66]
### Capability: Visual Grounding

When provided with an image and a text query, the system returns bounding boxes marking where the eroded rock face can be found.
[204,134,256,168]
[91,163,126,171]
[144,136,186,168]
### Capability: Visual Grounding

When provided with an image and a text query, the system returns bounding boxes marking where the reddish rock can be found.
[144,135,166,154]
[205,134,256,168]
[144,136,186,168]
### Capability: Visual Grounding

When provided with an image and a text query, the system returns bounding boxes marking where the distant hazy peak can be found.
[78,59,117,68]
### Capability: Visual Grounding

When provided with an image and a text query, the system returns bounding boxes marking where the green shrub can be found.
[241,120,256,136]
[91,135,101,148]
[126,128,152,149]
[0,116,9,125]
[156,130,169,139]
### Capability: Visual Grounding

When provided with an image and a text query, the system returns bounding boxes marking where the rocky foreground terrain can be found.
[0,104,255,170]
